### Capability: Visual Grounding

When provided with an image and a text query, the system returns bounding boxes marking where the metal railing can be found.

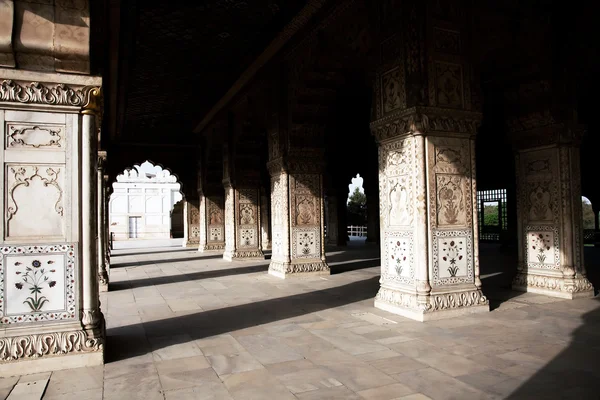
[347,225,367,237]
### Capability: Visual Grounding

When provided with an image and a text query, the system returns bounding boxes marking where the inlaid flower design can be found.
[531,232,551,263]
[14,259,57,312]
[390,240,408,276]
[441,240,463,277]
[298,232,315,255]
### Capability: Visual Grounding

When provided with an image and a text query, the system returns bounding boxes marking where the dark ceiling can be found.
[102,0,309,146]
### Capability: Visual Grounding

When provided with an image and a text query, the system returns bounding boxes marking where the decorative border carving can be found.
[269,260,329,275]
[512,273,593,294]
[7,125,62,149]
[370,107,481,142]
[0,244,77,324]
[376,287,488,313]
[0,329,102,362]
[0,80,99,107]
[6,166,64,223]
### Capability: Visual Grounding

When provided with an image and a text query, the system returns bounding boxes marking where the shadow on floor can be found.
[105,276,380,362]
[506,297,600,399]
[109,256,380,291]
[112,248,199,257]
[111,253,225,268]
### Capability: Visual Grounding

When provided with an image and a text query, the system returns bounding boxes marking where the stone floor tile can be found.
[295,386,363,400]
[310,328,389,355]
[414,352,490,377]
[318,360,397,392]
[222,369,296,400]
[235,334,304,365]
[43,366,103,396]
[397,394,433,400]
[394,367,496,400]
[357,382,415,399]
[103,370,164,400]
[195,334,245,356]
[166,299,203,312]
[150,334,204,361]
[42,388,103,400]
[368,356,428,375]
[357,349,403,362]
[0,377,18,392]
[455,369,512,391]
[155,356,213,391]
[163,383,234,400]
[207,352,265,376]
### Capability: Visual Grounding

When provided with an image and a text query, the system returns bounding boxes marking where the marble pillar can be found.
[199,194,226,252]
[512,143,594,298]
[372,112,488,321]
[268,159,329,278]
[370,0,488,320]
[97,151,108,292]
[222,184,264,261]
[261,190,272,251]
[103,175,111,270]
[0,71,104,375]
[183,197,201,248]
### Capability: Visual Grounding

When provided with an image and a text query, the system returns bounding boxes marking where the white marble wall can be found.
[109,161,183,240]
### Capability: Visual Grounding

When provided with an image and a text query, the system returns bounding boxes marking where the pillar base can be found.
[268,260,330,279]
[198,243,225,253]
[184,241,201,248]
[223,249,265,261]
[512,272,595,299]
[374,286,489,322]
[0,323,104,378]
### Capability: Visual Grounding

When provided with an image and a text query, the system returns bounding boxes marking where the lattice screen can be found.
[477,189,508,241]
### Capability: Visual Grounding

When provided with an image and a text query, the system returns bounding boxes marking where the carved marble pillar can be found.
[222,142,264,261]
[268,158,329,278]
[199,194,226,252]
[0,73,105,375]
[103,175,111,270]
[370,0,488,320]
[326,195,339,245]
[261,190,272,251]
[511,132,594,298]
[97,151,108,292]
[183,197,200,248]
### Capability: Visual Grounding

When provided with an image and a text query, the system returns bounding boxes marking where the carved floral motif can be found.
[7,166,64,221]
[239,204,255,225]
[7,125,62,148]
[436,175,465,226]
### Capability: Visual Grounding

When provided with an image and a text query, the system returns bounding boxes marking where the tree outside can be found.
[582,198,595,229]
[347,186,367,225]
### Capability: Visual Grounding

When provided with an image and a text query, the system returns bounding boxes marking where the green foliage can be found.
[582,199,595,229]
[347,187,367,225]
[483,205,499,227]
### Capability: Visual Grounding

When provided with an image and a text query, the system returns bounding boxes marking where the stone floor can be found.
[2,243,600,399]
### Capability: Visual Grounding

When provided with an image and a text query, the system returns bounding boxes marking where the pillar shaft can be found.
[81,111,104,332]
[223,184,264,260]
[97,152,108,291]
[512,144,594,298]
[268,160,329,277]
[183,198,201,247]
[199,193,226,251]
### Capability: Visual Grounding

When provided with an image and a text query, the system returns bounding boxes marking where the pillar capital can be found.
[370,107,482,143]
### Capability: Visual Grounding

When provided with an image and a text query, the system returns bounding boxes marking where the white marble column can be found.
[222,184,264,261]
[261,191,272,251]
[199,194,226,252]
[512,144,594,298]
[371,110,489,321]
[268,159,329,278]
[97,152,108,292]
[183,198,201,248]
[81,100,104,335]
